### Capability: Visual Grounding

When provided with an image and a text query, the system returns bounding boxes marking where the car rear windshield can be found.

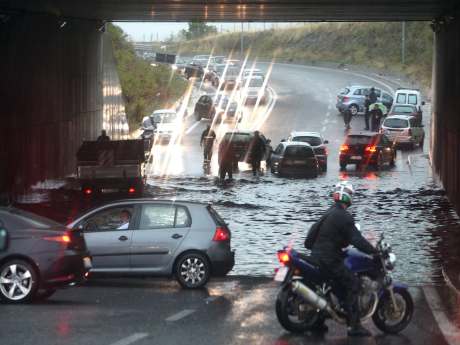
[383,118,409,128]
[153,113,177,123]
[340,88,350,95]
[345,135,373,145]
[284,146,314,158]
[292,136,322,146]
[247,79,263,87]
[207,205,226,226]
[392,106,414,113]
[408,94,418,105]
[396,93,407,104]
[223,133,252,143]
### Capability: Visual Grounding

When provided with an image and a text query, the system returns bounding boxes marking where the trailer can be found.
[76,140,146,196]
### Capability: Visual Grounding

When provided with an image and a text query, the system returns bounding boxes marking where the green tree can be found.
[107,24,187,130]
[182,21,218,40]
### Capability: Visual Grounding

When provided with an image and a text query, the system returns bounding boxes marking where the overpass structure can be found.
[0,1,459,210]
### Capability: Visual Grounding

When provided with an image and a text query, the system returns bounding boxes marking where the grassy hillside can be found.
[108,24,187,130]
[172,22,433,90]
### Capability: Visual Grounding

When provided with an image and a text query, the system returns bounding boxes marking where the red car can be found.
[339,133,396,170]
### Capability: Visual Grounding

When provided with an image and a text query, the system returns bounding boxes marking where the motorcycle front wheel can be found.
[372,289,413,334]
[275,284,324,333]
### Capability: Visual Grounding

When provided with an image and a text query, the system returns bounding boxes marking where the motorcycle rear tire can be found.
[372,289,413,334]
[276,284,324,333]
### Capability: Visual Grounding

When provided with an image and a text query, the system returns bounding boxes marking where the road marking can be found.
[110,333,149,345]
[185,121,201,135]
[423,286,460,345]
[165,309,196,322]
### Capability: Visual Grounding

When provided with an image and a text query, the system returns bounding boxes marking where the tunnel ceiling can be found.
[0,0,458,22]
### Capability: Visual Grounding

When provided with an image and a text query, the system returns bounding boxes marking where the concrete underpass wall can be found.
[0,15,126,198]
[432,16,460,212]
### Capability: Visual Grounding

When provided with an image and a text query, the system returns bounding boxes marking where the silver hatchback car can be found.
[67,199,235,289]
[336,85,393,115]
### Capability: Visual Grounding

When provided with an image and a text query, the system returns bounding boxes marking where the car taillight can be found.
[44,234,71,244]
[277,251,290,265]
[340,144,349,152]
[213,227,230,241]
[83,188,93,196]
[365,145,377,153]
[342,96,349,102]
[128,187,136,194]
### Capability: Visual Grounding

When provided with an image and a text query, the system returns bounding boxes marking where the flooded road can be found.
[142,63,460,285]
[15,63,460,286]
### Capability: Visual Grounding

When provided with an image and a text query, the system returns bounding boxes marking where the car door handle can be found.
[118,235,129,242]
[171,234,183,239]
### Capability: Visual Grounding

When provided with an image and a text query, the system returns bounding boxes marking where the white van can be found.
[394,88,424,109]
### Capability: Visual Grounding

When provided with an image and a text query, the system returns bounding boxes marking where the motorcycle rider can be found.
[306,181,378,337]
[200,125,216,163]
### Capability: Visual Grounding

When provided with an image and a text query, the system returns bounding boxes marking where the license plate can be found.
[83,256,92,269]
[293,160,305,165]
[274,266,288,282]
[351,156,362,160]
[101,188,119,193]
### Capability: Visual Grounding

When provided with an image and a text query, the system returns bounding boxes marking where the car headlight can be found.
[385,253,396,270]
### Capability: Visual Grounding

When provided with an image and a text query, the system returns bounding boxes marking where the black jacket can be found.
[369,90,378,104]
[249,136,265,160]
[309,203,377,263]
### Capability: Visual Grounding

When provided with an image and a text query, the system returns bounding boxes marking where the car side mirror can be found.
[281,139,286,142]
[324,140,329,144]
[0,227,8,251]
[421,101,425,106]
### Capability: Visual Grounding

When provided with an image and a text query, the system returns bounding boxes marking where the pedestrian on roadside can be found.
[343,109,352,129]
[97,129,110,142]
[248,131,265,176]
[200,125,216,164]
[370,105,383,132]
[364,95,371,130]
[218,140,235,181]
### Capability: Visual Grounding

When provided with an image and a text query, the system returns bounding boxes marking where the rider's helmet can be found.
[333,181,354,206]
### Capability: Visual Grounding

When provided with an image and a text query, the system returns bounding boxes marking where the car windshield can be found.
[153,113,177,123]
[292,136,322,146]
[284,146,314,158]
[383,118,409,128]
[392,106,415,113]
[247,79,264,87]
[345,135,374,145]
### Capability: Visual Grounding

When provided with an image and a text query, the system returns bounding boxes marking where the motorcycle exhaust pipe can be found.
[291,281,345,323]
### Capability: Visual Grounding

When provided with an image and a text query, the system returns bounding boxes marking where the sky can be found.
[115,22,294,41]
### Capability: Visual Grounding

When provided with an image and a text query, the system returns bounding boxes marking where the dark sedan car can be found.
[0,207,91,303]
[270,142,319,177]
[339,132,396,170]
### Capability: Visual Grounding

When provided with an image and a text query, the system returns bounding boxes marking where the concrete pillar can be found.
[431,15,460,212]
[0,15,123,198]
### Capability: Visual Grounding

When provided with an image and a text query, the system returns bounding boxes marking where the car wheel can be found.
[0,260,39,304]
[175,252,210,289]
[321,163,328,172]
[390,153,396,167]
[349,104,359,116]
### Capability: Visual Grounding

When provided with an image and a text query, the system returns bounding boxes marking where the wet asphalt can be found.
[0,277,449,345]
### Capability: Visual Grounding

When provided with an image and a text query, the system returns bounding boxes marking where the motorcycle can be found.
[274,232,413,334]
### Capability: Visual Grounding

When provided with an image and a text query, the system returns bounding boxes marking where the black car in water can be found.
[220,130,272,167]
[194,94,216,121]
[339,132,396,170]
[270,142,319,177]
[0,207,91,303]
